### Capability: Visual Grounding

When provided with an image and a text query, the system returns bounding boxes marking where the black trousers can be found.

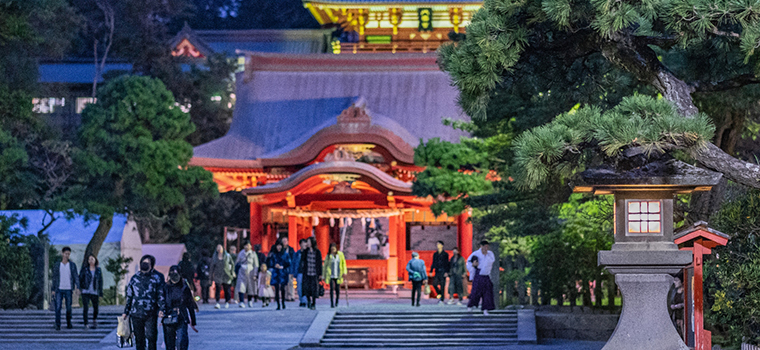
[411,281,423,306]
[163,322,189,350]
[200,281,210,303]
[329,278,340,306]
[215,283,231,303]
[274,283,286,307]
[433,273,446,300]
[131,315,158,350]
[82,293,99,325]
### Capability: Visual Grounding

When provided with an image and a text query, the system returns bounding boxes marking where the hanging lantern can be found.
[313,216,319,226]
[330,218,335,227]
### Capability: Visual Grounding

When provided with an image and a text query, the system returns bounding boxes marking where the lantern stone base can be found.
[602,273,688,350]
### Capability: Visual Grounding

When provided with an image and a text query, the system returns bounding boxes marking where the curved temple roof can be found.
[243,161,413,196]
[192,52,468,165]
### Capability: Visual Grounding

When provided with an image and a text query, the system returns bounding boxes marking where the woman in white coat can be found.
[235,243,259,307]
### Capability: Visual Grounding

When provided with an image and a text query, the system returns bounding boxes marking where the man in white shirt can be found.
[52,246,79,330]
[466,240,496,315]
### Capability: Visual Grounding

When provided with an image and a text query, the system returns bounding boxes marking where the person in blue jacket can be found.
[266,241,291,310]
[406,252,428,307]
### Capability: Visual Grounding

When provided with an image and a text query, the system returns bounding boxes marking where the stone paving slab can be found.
[0,299,605,350]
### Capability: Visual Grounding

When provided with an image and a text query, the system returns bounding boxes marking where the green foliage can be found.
[514,95,715,189]
[0,214,33,309]
[104,255,133,304]
[76,75,218,233]
[413,138,495,216]
[707,189,760,347]
[529,194,613,305]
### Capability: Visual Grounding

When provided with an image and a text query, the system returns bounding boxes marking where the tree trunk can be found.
[602,36,760,189]
[82,215,113,267]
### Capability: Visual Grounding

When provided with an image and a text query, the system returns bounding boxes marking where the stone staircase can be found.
[317,309,527,347]
[0,310,120,343]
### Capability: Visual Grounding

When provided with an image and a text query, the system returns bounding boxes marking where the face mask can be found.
[169,272,180,283]
[140,262,151,272]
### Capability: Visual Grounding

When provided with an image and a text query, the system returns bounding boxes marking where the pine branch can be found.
[692,74,760,92]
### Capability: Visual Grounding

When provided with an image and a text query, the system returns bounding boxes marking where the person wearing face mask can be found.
[123,255,166,350]
[159,266,197,350]
[235,242,259,308]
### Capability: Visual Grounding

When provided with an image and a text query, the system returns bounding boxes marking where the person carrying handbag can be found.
[159,265,197,350]
[406,252,428,307]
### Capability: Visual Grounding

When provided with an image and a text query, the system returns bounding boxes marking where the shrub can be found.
[0,214,33,309]
[707,189,760,346]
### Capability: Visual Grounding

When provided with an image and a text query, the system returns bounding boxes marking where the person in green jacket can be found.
[210,244,236,309]
[448,247,466,305]
[323,243,347,308]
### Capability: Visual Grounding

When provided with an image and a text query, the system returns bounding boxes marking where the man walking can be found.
[430,241,449,304]
[447,247,466,305]
[295,239,308,307]
[52,246,78,330]
[280,236,297,301]
[123,255,165,350]
[467,240,496,315]
[196,252,212,304]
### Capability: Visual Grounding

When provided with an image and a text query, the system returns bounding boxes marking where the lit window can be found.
[76,97,96,114]
[627,200,661,234]
[32,98,65,114]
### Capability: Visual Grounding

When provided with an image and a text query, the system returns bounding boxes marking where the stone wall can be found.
[536,311,619,341]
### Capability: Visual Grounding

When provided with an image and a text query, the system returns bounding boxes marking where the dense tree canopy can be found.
[76,76,217,266]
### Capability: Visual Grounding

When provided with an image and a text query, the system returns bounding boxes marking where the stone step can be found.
[323,332,518,338]
[0,311,121,343]
[326,326,516,332]
[320,339,520,347]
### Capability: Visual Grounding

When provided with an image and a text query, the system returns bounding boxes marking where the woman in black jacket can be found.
[79,255,103,329]
[160,265,198,350]
[301,237,323,310]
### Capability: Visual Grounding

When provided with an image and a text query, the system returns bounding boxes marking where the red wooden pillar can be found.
[288,215,298,250]
[316,218,330,259]
[387,215,399,281]
[397,215,407,280]
[458,210,473,259]
[249,203,262,246]
[694,240,709,350]
[263,224,272,254]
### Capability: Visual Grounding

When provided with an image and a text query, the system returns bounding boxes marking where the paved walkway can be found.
[0,298,605,350]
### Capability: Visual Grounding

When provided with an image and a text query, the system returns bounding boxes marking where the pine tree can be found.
[438,0,760,190]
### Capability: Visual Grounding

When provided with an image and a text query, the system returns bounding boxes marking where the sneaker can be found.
[438,299,444,304]
[55,325,61,331]
[483,310,490,316]
[249,301,254,308]
[457,301,462,306]
[447,299,455,305]
[225,302,229,309]
[214,303,221,309]
[467,307,472,312]
[239,303,246,308]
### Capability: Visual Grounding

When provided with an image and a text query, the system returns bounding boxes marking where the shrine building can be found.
[176,0,485,287]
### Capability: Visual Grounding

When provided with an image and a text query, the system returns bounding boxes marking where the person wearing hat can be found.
[406,252,428,307]
[123,254,165,350]
[159,265,198,350]
[466,240,496,315]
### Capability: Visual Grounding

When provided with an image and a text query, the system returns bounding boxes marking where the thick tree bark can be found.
[601,35,760,189]
[82,215,113,267]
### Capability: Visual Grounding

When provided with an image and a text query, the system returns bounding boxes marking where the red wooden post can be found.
[397,215,407,280]
[694,241,706,350]
[223,226,228,251]
[388,215,399,281]
[458,210,473,260]
[288,215,298,250]
[316,218,330,259]
[250,203,262,246]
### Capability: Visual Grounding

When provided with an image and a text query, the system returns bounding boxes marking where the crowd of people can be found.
[49,237,498,348]
[405,239,496,315]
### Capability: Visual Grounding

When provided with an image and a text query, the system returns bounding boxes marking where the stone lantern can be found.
[571,159,722,350]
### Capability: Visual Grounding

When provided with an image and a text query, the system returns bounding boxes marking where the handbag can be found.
[318,281,325,297]
[162,307,180,326]
[116,315,133,348]
[424,283,431,295]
